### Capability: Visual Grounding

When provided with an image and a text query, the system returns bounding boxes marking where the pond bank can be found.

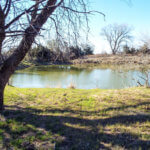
[1,86,150,149]
[18,61,71,70]
[72,54,150,66]
[19,54,150,71]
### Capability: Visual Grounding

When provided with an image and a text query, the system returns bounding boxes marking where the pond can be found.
[10,65,149,89]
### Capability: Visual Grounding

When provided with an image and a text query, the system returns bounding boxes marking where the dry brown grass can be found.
[72,54,150,66]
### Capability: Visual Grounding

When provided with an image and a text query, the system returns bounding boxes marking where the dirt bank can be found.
[72,54,150,66]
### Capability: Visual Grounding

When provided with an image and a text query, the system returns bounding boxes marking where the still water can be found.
[11,65,148,89]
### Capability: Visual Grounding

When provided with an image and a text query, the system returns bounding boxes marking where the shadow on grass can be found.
[1,104,150,150]
[5,101,150,117]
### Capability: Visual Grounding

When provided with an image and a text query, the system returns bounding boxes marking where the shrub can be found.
[139,43,150,54]
[123,45,136,54]
[27,45,55,62]
[83,45,94,55]
[69,46,84,60]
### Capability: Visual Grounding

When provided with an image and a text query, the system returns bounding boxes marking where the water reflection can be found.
[11,65,147,89]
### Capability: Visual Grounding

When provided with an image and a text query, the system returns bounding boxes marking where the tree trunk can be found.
[0,75,7,113]
[0,0,61,112]
[0,85,4,113]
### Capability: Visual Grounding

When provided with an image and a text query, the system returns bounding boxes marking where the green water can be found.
[11,65,148,89]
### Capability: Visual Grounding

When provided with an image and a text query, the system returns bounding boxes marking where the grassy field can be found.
[0,86,150,149]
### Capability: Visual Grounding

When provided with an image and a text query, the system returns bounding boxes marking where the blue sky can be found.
[89,0,150,53]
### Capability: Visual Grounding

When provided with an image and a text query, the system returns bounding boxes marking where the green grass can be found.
[0,86,150,149]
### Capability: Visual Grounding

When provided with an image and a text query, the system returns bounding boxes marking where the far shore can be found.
[18,54,150,70]
[72,54,150,66]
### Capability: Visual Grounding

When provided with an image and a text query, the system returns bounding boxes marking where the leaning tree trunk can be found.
[0,0,59,112]
[0,80,5,112]
[0,75,8,112]
[0,88,4,112]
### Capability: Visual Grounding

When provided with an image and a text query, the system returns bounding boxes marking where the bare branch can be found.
[61,6,105,18]
[4,0,12,18]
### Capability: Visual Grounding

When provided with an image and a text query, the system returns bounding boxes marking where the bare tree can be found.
[101,24,132,54]
[0,0,104,112]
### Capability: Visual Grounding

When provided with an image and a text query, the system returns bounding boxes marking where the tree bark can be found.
[0,5,5,58]
[0,83,5,113]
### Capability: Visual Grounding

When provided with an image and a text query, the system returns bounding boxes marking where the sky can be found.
[88,0,150,53]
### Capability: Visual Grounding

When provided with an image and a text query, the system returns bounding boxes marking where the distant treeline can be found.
[24,43,94,63]
[122,43,150,55]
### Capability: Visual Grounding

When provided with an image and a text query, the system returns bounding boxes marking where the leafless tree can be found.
[0,0,104,112]
[101,24,132,54]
